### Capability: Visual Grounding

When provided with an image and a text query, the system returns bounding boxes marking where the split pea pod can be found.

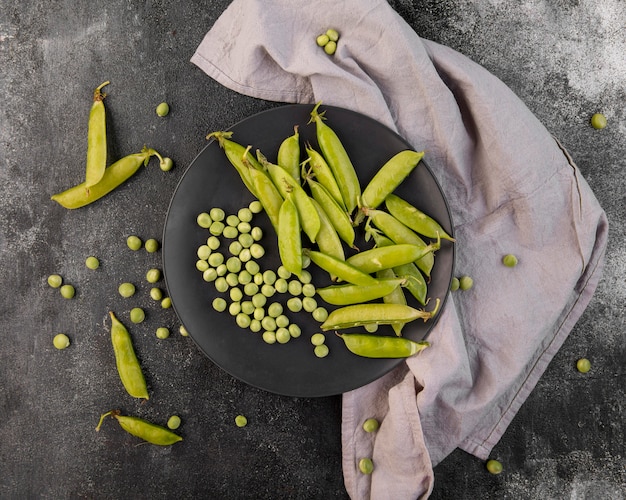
[320,303,435,331]
[307,178,355,248]
[304,249,378,286]
[346,241,439,275]
[377,268,407,336]
[316,277,405,305]
[206,131,263,197]
[85,81,110,187]
[386,193,454,241]
[360,150,424,209]
[278,194,302,277]
[310,198,345,262]
[304,146,345,210]
[51,147,162,209]
[309,102,361,213]
[337,333,430,358]
[109,311,148,400]
[243,148,282,233]
[96,410,182,446]
[277,126,301,183]
[364,208,435,277]
[260,152,320,243]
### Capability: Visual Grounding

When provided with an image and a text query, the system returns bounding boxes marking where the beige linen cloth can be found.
[191,0,608,497]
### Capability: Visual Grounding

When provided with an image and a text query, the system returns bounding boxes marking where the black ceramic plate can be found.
[163,104,454,397]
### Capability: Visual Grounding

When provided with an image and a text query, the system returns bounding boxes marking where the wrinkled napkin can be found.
[191,0,608,498]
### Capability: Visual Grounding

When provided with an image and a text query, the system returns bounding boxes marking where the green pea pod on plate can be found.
[96,410,182,446]
[84,81,110,187]
[377,268,407,336]
[278,194,302,277]
[385,193,454,241]
[277,125,301,183]
[320,303,435,331]
[337,333,430,358]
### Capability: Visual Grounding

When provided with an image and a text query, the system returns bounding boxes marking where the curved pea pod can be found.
[261,153,320,243]
[96,410,182,446]
[377,268,407,336]
[304,249,378,286]
[320,303,435,331]
[51,147,161,209]
[317,277,406,305]
[364,208,435,278]
[309,102,361,213]
[346,241,439,275]
[245,155,283,234]
[386,193,454,241]
[310,198,345,262]
[206,131,263,197]
[109,311,149,400]
[393,262,428,306]
[360,150,424,210]
[304,146,346,210]
[85,81,110,187]
[278,195,302,277]
[337,333,430,358]
[307,178,355,248]
[277,125,301,183]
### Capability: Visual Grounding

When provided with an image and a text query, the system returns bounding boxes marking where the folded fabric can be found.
[191,1,608,498]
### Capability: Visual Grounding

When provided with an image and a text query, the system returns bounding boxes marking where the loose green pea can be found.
[272,278,286,294]
[226,214,240,227]
[145,239,159,253]
[208,252,225,267]
[277,266,291,279]
[239,248,252,263]
[359,458,374,475]
[230,287,243,302]
[311,333,326,346]
[130,307,145,324]
[238,207,253,222]
[288,324,301,338]
[179,325,189,337]
[146,268,161,283]
[53,333,70,350]
[302,283,316,297]
[214,277,229,293]
[252,293,267,308]
[161,297,172,309]
[287,297,303,312]
[253,307,266,321]
[207,236,221,250]
[118,283,135,298]
[235,415,248,427]
[268,302,283,318]
[60,284,75,299]
[156,327,170,339]
[150,287,163,301]
[314,344,329,358]
[239,233,254,248]
[324,41,337,55]
[250,243,265,259]
[160,157,174,172]
[312,307,329,322]
[86,256,100,269]
[237,221,251,234]
[249,200,263,213]
[210,221,225,236]
[223,226,239,239]
[156,102,170,117]
[229,302,242,316]
[229,241,243,255]
[486,459,503,475]
[459,276,473,290]
[450,277,460,291]
[263,270,277,285]
[197,245,212,260]
[302,297,317,312]
[241,301,255,315]
[251,226,263,241]
[299,269,312,282]
[502,254,518,267]
[316,33,330,47]
[262,331,276,344]
[275,314,290,328]
[203,268,218,282]
[226,273,240,287]
[127,235,142,250]
[216,263,228,276]
[236,313,251,329]
[326,28,339,42]
[576,358,591,373]
[590,113,607,129]
[226,257,242,273]
[245,261,260,275]
[288,280,302,296]
[261,284,276,297]
[253,272,264,285]
[249,319,262,332]
[276,327,291,344]
[213,297,227,312]
[47,274,63,288]
[363,418,379,433]
[244,282,259,296]
[261,316,277,331]
[167,415,181,430]
[196,259,209,272]
[210,207,225,221]
[197,212,212,228]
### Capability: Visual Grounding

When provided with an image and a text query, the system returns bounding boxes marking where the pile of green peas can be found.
[195,202,329,348]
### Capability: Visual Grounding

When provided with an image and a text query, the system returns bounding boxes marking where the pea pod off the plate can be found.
[96,410,182,446]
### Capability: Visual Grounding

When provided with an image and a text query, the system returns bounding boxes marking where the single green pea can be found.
[229,302,242,316]
[226,257,242,273]
[302,283,316,297]
[118,282,136,298]
[212,297,227,312]
[210,207,225,221]
[486,459,503,475]
[363,418,379,433]
[576,358,591,373]
[230,287,243,302]
[236,313,251,329]
[208,252,225,267]
[146,268,161,283]
[197,212,212,228]
[214,277,229,293]
[60,284,75,299]
[316,33,330,47]
[130,307,145,324]
[288,280,302,296]
[277,266,291,279]
[312,306,329,322]
[263,270,277,285]
[276,327,291,344]
[459,276,473,290]
[253,307,266,321]
[262,331,276,344]
[326,28,339,42]
[47,274,63,288]
[302,297,317,312]
[235,415,248,427]
[223,226,239,239]
[53,333,70,350]
[196,259,209,272]
[299,269,312,282]
[237,221,251,234]
[241,300,255,315]
[150,287,163,301]
[179,325,189,337]
[161,297,172,309]
[225,273,240,287]
[229,241,243,256]
[359,458,374,475]
[197,244,212,260]
[226,214,240,227]
[167,415,181,430]
[324,41,337,55]
[160,157,174,172]
[216,264,228,276]
[288,324,301,338]
[275,314,290,328]
[250,243,265,259]
[311,333,326,346]
[590,113,607,129]
[238,207,253,222]
[249,319,262,333]
[156,102,170,117]
[203,268,218,282]
[450,277,460,291]
[85,256,100,269]
[249,200,263,213]
[364,323,379,333]
[209,221,225,236]
[261,316,277,331]
[314,344,329,358]
[274,279,288,294]
[261,284,276,297]
[207,236,221,250]
[244,282,259,296]
[253,272,264,285]
[127,235,142,250]
[252,293,267,308]
[268,302,283,318]
[250,226,263,241]
[245,260,260,275]
[502,254,518,267]
[287,297,303,312]
[239,248,252,263]
[156,327,170,339]
[145,238,159,253]
[238,233,254,248]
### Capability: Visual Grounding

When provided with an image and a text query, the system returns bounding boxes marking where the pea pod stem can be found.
[337,333,430,358]
[85,81,110,187]
[96,410,182,446]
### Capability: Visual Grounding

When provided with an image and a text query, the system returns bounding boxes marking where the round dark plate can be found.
[163,104,454,398]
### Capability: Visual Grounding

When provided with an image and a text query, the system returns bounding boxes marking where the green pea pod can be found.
[307,178,355,248]
[320,303,434,331]
[346,241,439,275]
[317,277,406,305]
[360,150,424,209]
[246,155,283,234]
[96,410,182,446]
[304,249,378,286]
[377,268,407,336]
[364,208,435,278]
[278,195,302,277]
[304,146,346,210]
[277,125,301,183]
[206,131,263,197]
[386,193,454,241]
[109,311,148,400]
[338,333,430,358]
[85,81,110,187]
[51,147,161,209]
[261,153,320,243]
[309,102,361,213]
[310,198,345,262]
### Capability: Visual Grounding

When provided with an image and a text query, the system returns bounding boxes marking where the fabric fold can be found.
[192,1,608,498]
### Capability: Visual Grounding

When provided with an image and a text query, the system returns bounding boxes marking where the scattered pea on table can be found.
[167,415,181,430]
[359,458,374,475]
[502,254,518,267]
[60,284,75,299]
[486,459,503,475]
[127,235,142,251]
[362,418,379,433]
[156,327,170,339]
[130,307,145,324]
[47,274,63,288]
[156,102,170,117]
[53,333,70,350]
[576,358,591,373]
[235,415,248,427]
[118,282,136,298]
[590,112,607,129]
[85,256,100,269]
[145,238,159,253]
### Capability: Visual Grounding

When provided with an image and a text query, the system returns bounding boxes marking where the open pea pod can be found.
[377,268,407,336]
[385,193,454,241]
[96,410,182,446]
[277,125,301,183]
[316,277,406,305]
[320,303,435,331]
[338,333,430,358]
[345,240,439,275]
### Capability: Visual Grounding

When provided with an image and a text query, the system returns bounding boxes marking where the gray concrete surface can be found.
[1,0,624,498]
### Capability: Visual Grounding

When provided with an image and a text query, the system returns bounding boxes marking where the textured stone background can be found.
[1,0,624,498]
